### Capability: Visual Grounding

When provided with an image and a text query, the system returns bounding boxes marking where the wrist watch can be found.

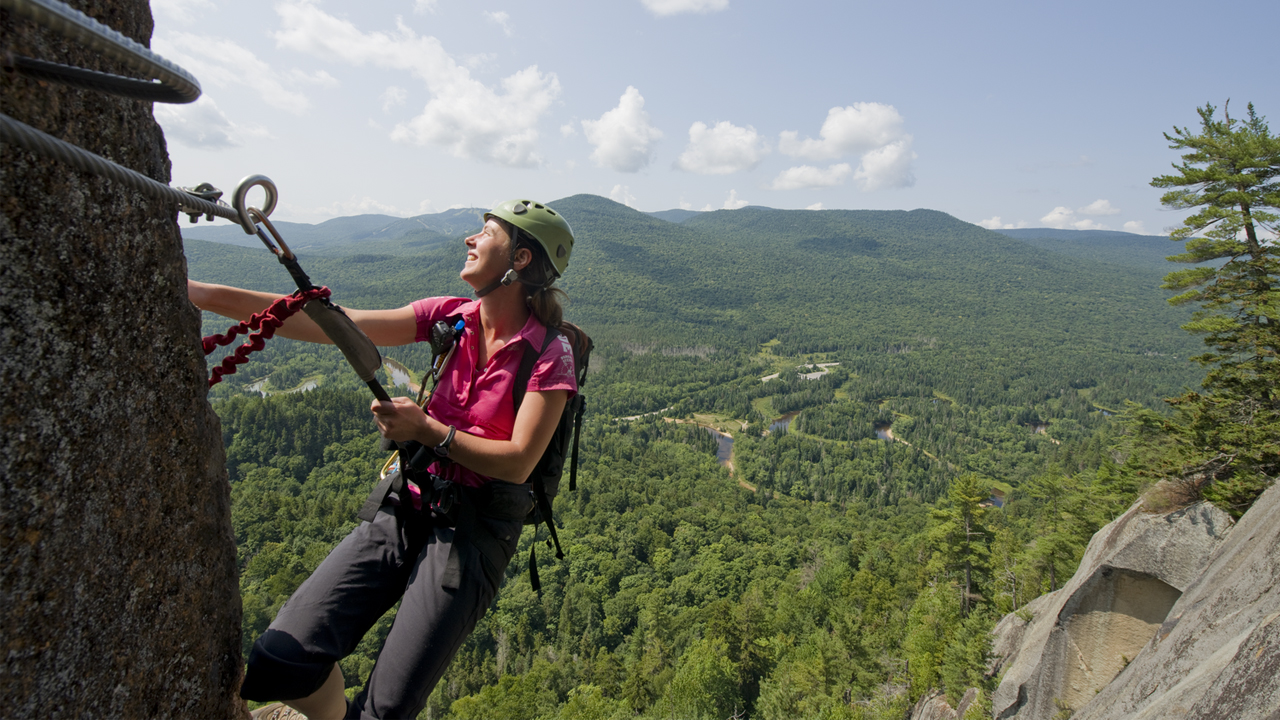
[433,425,456,458]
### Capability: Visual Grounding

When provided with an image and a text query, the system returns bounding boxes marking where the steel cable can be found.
[1,0,201,103]
[1,113,237,222]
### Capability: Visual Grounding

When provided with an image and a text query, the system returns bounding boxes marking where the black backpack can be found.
[514,321,592,592]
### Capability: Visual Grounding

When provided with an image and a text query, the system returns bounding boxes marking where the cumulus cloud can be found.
[852,139,915,190]
[485,11,514,37]
[976,216,1029,230]
[675,121,768,175]
[1039,199,1123,230]
[780,103,906,160]
[413,0,437,13]
[381,86,408,112]
[274,1,560,167]
[154,32,312,112]
[641,0,729,17]
[806,202,824,210]
[582,87,664,172]
[1078,199,1120,216]
[770,163,852,190]
[610,185,638,208]
[721,189,749,210]
[1123,220,1147,234]
[1041,206,1106,230]
[155,96,267,149]
[777,103,915,191]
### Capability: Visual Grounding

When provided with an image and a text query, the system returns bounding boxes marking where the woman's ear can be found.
[513,246,533,271]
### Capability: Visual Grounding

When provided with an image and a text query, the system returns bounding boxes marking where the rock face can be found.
[992,501,1232,719]
[0,1,243,717]
[1073,480,1280,720]
[910,687,978,720]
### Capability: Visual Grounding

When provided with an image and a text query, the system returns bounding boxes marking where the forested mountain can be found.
[994,227,1189,273]
[179,206,485,253]
[185,196,1208,719]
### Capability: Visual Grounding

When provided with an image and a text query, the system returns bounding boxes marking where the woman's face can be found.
[461,219,511,289]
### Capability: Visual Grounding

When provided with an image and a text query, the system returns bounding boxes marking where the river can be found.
[383,357,420,392]
[769,411,800,433]
[702,427,735,466]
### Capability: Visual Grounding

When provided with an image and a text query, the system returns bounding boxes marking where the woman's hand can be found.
[371,398,437,445]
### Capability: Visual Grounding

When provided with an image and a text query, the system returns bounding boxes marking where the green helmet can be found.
[485,199,574,277]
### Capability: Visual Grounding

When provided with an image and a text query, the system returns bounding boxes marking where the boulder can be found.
[1073,479,1280,720]
[910,687,979,720]
[992,501,1232,719]
[0,1,243,717]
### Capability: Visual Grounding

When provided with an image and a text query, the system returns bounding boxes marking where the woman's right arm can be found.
[189,280,420,346]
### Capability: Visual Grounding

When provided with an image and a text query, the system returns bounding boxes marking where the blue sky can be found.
[153,0,1276,233]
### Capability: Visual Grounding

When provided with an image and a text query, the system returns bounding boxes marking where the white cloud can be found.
[485,11,514,37]
[413,0,437,14]
[381,86,407,112]
[560,123,578,137]
[679,199,693,210]
[288,195,414,221]
[151,0,213,24]
[582,87,664,172]
[1078,199,1120,216]
[675,121,768,175]
[1039,199,1123,230]
[806,202,825,210]
[722,189,749,209]
[770,163,852,190]
[274,2,560,167]
[780,103,907,160]
[287,68,339,87]
[155,96,268,149]
[610,185,638,208]
[463,53,497,71]
[853,139,915,190]
[1123,220,1147,234]
[641,0,729,17]
[155,32,312,112]
[778,103,915,192]
[1040,206,1108,231]
[976,216,1029,230]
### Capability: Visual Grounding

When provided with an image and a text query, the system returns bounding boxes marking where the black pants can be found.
[241,486,528,719]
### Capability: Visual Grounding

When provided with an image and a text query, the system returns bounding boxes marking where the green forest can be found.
[187,104,1278,719]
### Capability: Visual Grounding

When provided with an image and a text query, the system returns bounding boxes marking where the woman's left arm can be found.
[371,389,569,483]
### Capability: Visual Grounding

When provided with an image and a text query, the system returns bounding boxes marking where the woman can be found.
[190,200,578,720]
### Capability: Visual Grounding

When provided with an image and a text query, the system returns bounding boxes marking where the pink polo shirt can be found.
[411,297,578,488]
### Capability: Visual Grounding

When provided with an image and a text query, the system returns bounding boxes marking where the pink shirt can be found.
[411,297,578,488]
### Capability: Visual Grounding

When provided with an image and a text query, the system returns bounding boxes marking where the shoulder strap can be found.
[513,324,561,412]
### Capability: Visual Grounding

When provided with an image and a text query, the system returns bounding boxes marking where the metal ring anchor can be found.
[231,174,278,234]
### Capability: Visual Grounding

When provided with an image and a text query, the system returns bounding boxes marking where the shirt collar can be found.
[462,299,548,353]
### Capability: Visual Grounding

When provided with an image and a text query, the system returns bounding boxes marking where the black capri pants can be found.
[241,483,530,720]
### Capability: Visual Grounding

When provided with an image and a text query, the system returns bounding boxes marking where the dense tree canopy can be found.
[1131,101,1280,515]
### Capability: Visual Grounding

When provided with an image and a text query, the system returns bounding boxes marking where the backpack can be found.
[514,320,592,592]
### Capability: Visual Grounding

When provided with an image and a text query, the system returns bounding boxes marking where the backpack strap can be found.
[515,326,565,594]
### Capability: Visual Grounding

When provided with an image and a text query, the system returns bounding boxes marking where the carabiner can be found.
[249,207,294,260]
[231,174,278,235]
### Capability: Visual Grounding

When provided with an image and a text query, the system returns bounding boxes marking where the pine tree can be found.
[926,473,992,616]
[1135,101,1280,516]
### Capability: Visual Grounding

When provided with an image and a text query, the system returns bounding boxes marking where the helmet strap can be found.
[474,269,519,298]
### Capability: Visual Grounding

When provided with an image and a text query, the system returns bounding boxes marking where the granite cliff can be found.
[1,0,243,716]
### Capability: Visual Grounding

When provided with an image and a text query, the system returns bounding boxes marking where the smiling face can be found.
[461,219,513,290]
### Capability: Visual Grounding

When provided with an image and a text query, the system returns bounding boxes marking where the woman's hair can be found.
[495,219,566,328]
